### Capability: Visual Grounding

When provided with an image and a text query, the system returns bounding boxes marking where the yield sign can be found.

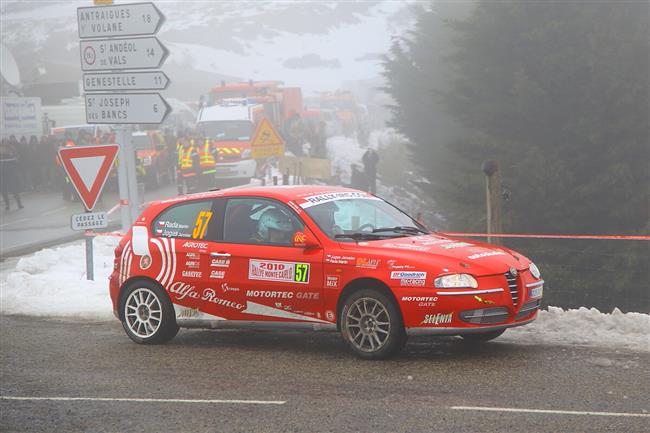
[57,144,120,211]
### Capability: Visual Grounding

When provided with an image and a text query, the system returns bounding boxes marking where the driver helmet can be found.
[257,208,293,240]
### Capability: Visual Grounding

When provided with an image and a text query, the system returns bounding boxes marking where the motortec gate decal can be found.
[248,260,310,284]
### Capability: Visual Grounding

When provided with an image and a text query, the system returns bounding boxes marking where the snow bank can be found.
[0,236,119,320]
[1,238,648,352]
[503,306,650,353]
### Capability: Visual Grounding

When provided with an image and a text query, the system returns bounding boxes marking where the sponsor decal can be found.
[185,260,200,269]
[440,242,472,250]
[326,275,340,288]
[400,278,426,287]
[202,288,245,310]
[468,251,506,260]
[292,231,307,247]
[299,191,378,208]
[181,270,202,278]
[421,312,453,325]
[325,310,335,321]
[401,295,438,307]
[182,241,209,249]
[248,260,310,284]
[382,242,429,252]
[245,290,320,300]
[391,271,427,280]
[209,270,225,279]
[210,258,230,268]
[186,252,200,259]
[220,282,239,293]
[169,282,244,310]
[356,257,380,269]
[325,254,354,265]
[474,295,495,305]
[139,255,151,270]
[177,307,200,318]
[387,260,415,270]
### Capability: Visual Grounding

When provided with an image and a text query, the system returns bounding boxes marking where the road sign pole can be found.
[122,125,140,224]
[85,228,94,281]
[116,127,131,231]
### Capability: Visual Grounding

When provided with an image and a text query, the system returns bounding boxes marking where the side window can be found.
[224,198,304,246]
[153,200,216,240]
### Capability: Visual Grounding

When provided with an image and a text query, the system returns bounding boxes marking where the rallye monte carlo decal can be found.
[109,185,544,359]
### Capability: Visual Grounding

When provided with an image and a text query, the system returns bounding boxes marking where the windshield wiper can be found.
[334,232,387,240]
[372,226,429,234]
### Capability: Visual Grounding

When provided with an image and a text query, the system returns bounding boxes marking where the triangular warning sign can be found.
[251,118,284,147]
[58,144,120,211]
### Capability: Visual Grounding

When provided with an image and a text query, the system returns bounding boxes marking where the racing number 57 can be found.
[192,211,213,239]
[294,263,310,283]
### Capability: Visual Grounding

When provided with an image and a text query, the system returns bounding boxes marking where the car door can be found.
[151,198,240,321]
[220,197,325,323]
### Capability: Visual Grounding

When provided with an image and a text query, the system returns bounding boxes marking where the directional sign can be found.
[251,118,285,159]
[58,144,120,211]
[80,37,168,71]
[83,71,169,91]
[78,3,165,39]
[85,93,171,124]
[71,211,108,231]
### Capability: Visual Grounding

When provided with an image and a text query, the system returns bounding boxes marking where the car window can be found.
[224,198,304,246]
[152,200,216,240]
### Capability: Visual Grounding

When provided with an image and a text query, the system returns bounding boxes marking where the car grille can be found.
[505,271,519,306]
[515,299,541,321]
[460,307,509,325]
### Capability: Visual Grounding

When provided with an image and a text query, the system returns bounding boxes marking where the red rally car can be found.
[109,186,544,359]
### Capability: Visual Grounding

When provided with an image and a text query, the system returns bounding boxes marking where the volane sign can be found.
[57,144,120,211]
[78,2,165,39]
[80,37,168,71]
[85,93,171,124]
[83,71,169,91]
[251,118,285,159]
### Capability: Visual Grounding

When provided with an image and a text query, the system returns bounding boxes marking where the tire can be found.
[120,280,179,344]
[459,329,506,342]
[340,288,406,360]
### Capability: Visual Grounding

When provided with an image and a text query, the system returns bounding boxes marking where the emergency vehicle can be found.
[196,81,304,185]
[110,186,543,359]
[132,130,171,187]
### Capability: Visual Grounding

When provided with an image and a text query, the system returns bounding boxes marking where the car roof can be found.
[153,185,367,208]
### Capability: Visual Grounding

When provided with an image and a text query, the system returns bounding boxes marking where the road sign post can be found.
[77,1,171,277]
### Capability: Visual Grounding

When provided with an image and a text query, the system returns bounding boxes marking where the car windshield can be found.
[304,197,427,240]
[197,120,253,141]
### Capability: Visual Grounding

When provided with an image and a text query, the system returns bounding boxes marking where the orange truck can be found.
[196,81,303,185]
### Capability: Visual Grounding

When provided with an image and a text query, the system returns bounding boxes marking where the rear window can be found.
[152,201,215,240]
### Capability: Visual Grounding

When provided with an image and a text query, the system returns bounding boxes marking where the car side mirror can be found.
[293,230,320,249]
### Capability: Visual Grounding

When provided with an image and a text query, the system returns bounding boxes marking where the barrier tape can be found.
[441,232,650,241]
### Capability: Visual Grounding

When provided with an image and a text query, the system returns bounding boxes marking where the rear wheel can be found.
[459,329,506,342]
[340,289,406,359]
[120,280,179,344]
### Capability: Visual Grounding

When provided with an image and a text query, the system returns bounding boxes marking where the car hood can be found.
[338,233,528,276]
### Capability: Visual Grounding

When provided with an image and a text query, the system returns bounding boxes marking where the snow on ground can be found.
[0,238,648,352]
[0,236,119,320]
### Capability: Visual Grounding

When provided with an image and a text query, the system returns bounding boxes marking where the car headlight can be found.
[434,274,478,289]
[241,149,252,159]
[529,262,541,279]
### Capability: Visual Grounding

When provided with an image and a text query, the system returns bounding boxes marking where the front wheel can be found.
[120,280,179,344]
[340,289,406,359]
[459,329,506,342]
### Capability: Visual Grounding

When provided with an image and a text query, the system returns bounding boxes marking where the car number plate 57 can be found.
[529,286,543,298]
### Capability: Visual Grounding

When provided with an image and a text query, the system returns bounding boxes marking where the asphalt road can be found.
[1,316,648,432]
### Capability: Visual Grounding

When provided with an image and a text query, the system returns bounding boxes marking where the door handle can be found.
[210,252,231,257]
